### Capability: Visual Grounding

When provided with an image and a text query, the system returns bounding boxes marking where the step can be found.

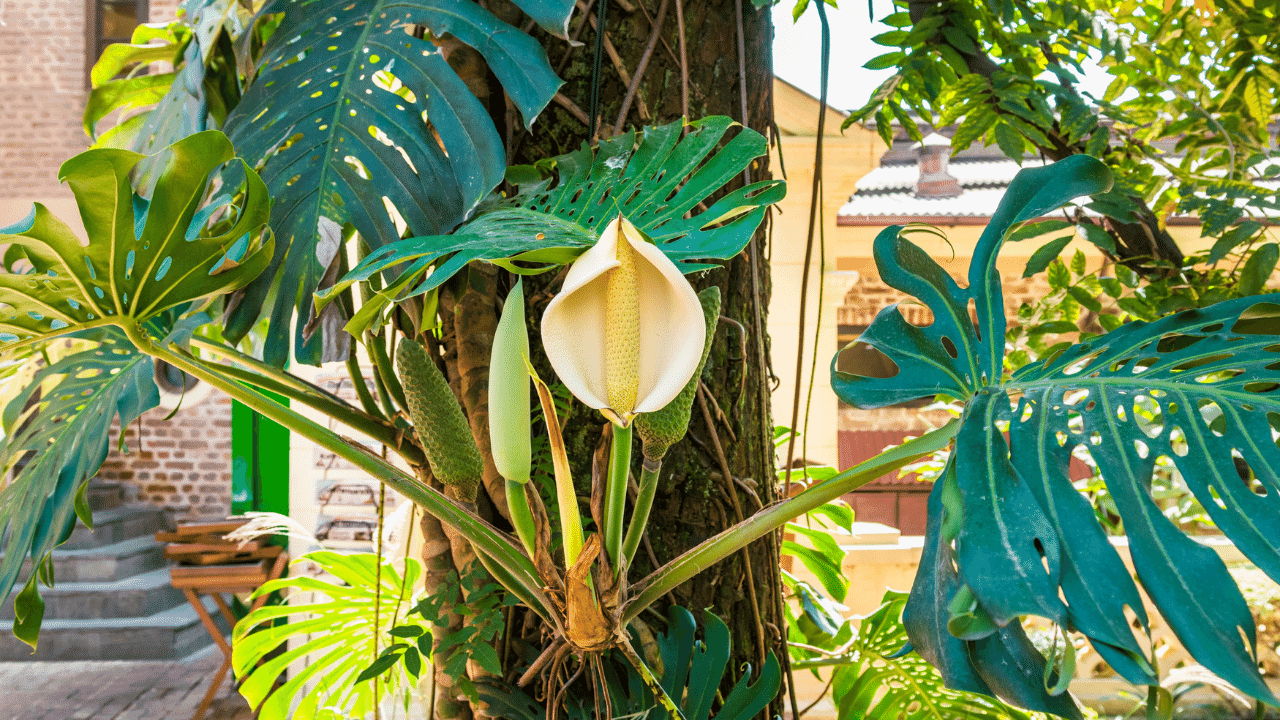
[13,536,167,585]
[0,596,228,661]
[87,482,124,512]
[0,567,185,620]
[61,506,174,550]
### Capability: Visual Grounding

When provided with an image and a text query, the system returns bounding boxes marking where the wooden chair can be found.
[159,521,289,720]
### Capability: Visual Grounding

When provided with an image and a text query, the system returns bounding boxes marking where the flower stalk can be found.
[603,422,633,572]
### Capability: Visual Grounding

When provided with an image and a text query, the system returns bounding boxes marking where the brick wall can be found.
[0,0,91,198]
[837,272,1054,328]
[97,392,234,522]
[0,0,183,199]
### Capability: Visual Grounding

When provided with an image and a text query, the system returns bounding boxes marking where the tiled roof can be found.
[851,158,1046,193]
[839,156,1280,221]
[839,185,1014,219]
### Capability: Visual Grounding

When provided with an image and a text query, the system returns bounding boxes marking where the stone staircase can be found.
[0,483,227,661]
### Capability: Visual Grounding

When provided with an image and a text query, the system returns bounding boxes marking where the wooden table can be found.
[170,551,289,720]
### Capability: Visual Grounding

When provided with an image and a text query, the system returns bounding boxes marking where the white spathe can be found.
[541,215,706,426]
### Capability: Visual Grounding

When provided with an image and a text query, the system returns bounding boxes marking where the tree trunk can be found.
[424,2,782,716]
[515,1,786,715]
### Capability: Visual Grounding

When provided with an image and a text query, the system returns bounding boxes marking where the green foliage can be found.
[409,560,510,702]
[232,551,430,720]
[850,0,1280,273]
[320,116,785,336]
[476,605,780,720]
[779,496,1036,720]
[0,330,160,647]
[822,592,1036,720]
[219,0,567,365]
[0,131,270,638]
[832,155,1280,712]
[85,0,253,194]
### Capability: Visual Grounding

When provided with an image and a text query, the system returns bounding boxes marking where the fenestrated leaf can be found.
[1007,297,1280,701]
[0,130,271,353]
[832,153,1280,708]
[0,130,271,635]
[220,0,567,365]
[0,331,160,643]
[321,116,784,336]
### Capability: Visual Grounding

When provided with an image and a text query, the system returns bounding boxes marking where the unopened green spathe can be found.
[634,286,721,461]
[489,279,532,485]
[397,338,482,501]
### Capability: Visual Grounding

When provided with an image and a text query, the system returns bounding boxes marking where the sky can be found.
[770,3,1117,113]
[771,2,895,113]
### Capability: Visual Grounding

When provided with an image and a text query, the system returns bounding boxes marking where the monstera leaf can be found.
[232,551,431,720]
[0,130,271,637]
[85,0,251,194]
[0,329,161,647]
[832,154,1280,714]
[320,116,785,335]
[220,0,567,365]
[476,605,780,720]
[829,590,1034,720]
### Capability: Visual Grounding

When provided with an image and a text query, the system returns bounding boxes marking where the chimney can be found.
[913,132,961,199]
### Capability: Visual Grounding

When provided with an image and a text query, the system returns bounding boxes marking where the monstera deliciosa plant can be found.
[3,0,1280,717]
[833,155,1280,718]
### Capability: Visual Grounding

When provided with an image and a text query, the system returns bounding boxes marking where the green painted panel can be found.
[231,386,290,515]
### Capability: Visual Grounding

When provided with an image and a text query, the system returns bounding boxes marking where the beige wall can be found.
[767,85,882,469]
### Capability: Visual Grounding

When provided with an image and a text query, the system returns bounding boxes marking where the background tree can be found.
[852,0,1280,297]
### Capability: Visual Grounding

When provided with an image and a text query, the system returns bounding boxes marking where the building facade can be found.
[1,0,233,522]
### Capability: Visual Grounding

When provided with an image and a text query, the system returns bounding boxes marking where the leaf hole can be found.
[343,155,370,180]
[1195,368,1244,384]
[1156,333,1207,353]
[1130,357,1157,374]
[1115,404,1127,422]
[1246,381,1280,394]
[1133,438,1148,458]
[940,336,959,359]
[1133,395,1164,439]
[1170,352,1234,374]
[1169,426,1188,457]
[835,341,899,380]
[1208,484,1228,510]
[1231,450,1267,497]
[1197,399,1226,437]
[1230,302,1280,335]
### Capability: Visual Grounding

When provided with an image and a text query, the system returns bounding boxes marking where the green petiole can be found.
[621,457,661,571]
[604,422,632,574]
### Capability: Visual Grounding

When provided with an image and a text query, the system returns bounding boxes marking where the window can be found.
[88,0,150,84]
